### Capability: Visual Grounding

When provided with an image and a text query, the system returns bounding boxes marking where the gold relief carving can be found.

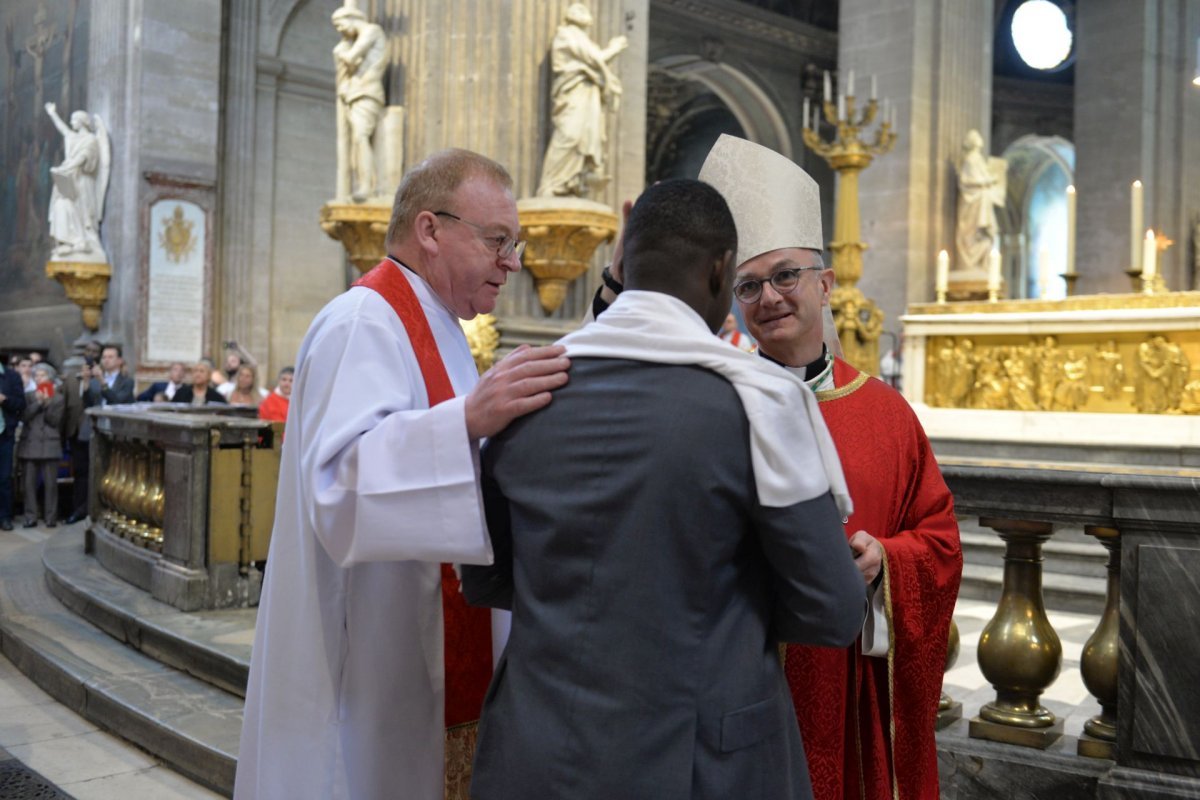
[518,204,618,315]
[460,314,499,375]
[320,201,391,274]
[159,205,196,263]
[924,331,1200,415]
[45,259,112,330]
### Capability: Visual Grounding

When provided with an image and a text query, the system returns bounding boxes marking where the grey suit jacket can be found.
[463,358,866,800]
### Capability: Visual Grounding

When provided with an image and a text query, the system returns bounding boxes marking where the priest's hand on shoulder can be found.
[465,344,570,440]
[848,530,883,585]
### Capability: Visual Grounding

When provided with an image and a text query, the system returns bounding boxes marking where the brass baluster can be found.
[130,447,152,547]
[114,444,137,539]
[969,518,1064,748]
[1078,525,1120,759]
[147,451,166,553]
[98,441,119,527]
[937,619,963,729]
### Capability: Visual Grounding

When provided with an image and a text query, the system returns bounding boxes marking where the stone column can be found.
[87,0,223,370]
[1074,0,1200,294]
[837,0,993,329]
[384,0,648,328]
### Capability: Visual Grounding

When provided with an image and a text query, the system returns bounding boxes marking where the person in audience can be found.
[222,363,268,407]
[0,357,27,531]
[173,360,228,406]
[257,367,293,424]
[137,361,187,402]
[19,363,65,528]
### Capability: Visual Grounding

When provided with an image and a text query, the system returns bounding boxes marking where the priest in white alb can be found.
[234,149,570,800]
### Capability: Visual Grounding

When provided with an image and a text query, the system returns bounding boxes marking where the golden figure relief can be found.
[924,332,1200,415]
[159,205,196,263]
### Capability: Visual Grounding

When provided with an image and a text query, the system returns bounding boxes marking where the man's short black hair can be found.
[623,179,737,288]
[101,343,122,358]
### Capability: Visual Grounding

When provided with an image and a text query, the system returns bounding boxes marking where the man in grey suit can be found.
[463,179,866,800]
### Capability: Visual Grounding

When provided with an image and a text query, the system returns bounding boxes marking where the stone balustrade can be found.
[937,454,1200,800]
[86,404,281,612]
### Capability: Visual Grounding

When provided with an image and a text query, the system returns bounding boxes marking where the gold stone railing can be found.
[935,456,1200,798]
[87,404,281,611]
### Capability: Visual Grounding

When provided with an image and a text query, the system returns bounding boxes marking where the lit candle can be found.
[847,69,855,97]
[1038,248,1053,299]
[1142,229,1157,280]
[837,93,845,121]
[1131,180,1143,271]
[987,250,1001,291]
[870,74,877,101]
[1066,185,1076,275]
[803,97,810,130]
[936,249,949,295]
[823,70,831,103]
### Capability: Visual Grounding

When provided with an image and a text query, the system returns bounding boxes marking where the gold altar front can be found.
[903,293,1200,416]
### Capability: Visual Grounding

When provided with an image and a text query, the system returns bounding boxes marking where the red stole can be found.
[353,260,494,728]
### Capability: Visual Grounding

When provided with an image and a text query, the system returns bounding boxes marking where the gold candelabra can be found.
[802,71,897,376]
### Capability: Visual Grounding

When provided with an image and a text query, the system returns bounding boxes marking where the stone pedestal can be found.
[517,197,619,315]
[45,259,112,331]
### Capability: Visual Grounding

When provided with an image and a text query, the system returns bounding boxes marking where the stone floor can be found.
[0,521,1105,798]
[0,524,221,800]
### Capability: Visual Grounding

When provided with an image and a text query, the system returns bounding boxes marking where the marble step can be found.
[0,532,241,796]
[959,530,1110,578]
[42,528,252,698]
[958,561,1107,616]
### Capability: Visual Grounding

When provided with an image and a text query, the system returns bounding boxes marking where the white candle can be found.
[803,97,810,130]
[1131,180,1143,271]
[813,102,820,131]
[1066,185,1076,275]
[837,93,845,121]
[987,250,1001,291]
[823,71,831,103]
[1038,247,1052,299]
[871,74,877,101]
[847,69,855,97]
[936,249,949,294]
[1142,229,1157,280]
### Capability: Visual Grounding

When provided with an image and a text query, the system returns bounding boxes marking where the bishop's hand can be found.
[464,344,570,441]
[848,530,883,585]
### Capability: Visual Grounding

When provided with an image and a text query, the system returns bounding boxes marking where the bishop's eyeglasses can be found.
[732,266,824,304]
[435,211,526,261]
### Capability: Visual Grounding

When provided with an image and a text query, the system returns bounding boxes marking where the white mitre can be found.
[698,134,823,266]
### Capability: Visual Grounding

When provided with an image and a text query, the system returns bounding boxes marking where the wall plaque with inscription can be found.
[146,200,206,364]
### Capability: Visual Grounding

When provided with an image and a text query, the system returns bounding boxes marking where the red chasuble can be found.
[353,261,494,730]
[785,358,962,800]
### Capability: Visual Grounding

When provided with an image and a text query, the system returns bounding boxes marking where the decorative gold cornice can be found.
[653,0,837,57]
[518,204,618,315]
[908,291,1200,316]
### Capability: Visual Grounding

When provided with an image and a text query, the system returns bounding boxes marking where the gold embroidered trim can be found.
[445,721,478,800]
[816,371,870,402]
[882,551,901,800]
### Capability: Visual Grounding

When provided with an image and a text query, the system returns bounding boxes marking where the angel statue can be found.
[44,102,111,262]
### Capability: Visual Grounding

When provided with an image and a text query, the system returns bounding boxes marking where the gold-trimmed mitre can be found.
[698,134,824,266]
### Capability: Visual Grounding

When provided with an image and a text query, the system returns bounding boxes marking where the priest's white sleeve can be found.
[860,580,889,657]
[294,303,491,569]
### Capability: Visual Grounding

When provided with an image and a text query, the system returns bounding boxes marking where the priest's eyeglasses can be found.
[434,211,526,261]
[733,267,824,304]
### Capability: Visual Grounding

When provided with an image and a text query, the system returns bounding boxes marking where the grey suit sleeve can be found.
[103,375,135,405]
[754,490,866,647]
[461,441,514,611]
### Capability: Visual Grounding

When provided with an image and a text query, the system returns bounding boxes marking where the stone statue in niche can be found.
[955,129,1005,274]
[332,5,387,202]
[44,102,110,262]
[536,3,628,198]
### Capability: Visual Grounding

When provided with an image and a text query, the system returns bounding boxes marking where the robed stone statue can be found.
[955,129,1005,273]
[536,3,627,198]
[44,102,110,262]
[332,5,387,201]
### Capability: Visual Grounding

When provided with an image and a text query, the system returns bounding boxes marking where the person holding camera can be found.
[19,363,66,528]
